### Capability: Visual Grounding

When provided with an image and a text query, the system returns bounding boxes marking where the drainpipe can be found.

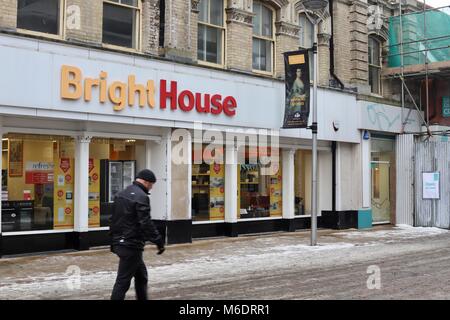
[329,0,345,90]
[332,140,337,212]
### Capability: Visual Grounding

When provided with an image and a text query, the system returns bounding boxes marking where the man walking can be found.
[110,169,165,300]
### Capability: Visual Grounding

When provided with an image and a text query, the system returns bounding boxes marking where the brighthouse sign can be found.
[60,65,237,116]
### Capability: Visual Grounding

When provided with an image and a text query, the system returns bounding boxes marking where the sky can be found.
[417,0,450,8]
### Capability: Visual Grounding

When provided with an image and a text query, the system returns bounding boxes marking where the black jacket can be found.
[110,181,163,251]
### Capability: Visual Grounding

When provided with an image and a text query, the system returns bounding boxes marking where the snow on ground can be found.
[0,226,449,299]
[333,224,448,240]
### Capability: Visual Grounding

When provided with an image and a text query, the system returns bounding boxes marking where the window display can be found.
[238,147,282,219]
[294,149,311,216]
[191,144,225,221]
[90,138,141,227]
[1,134,75,232]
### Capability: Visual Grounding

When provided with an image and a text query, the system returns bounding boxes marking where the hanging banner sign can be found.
[282,50,310,128]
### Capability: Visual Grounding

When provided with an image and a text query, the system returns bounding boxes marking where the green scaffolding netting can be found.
[388,7,450,68]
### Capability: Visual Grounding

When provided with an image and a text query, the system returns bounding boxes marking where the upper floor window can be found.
[369,36,382,94]
[252,1,274,73]
[17,0,62,36]
[299,13,313,49]
[103,0,141,49]
[198,0,225,65]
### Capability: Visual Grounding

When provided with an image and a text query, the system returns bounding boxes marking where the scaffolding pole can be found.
[393,0,439,136]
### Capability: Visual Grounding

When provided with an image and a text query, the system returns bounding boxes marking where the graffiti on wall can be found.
[366,104,417,131]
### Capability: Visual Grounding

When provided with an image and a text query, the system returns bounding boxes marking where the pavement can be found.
[1,225,450,300]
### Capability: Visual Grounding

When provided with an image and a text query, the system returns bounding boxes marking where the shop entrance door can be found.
[371,160,391,224]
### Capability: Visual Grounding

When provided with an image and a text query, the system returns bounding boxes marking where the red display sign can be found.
[60,158,71,173]
[89,158,95,173]
[25,172,53,184]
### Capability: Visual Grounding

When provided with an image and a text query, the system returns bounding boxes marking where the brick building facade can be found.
[0,0,431,256]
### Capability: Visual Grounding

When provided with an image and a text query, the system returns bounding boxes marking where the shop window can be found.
[1,134,75,232]
[191,144,225,221]
[252,1,274,73]
[90,138,143,228]
[294,149,312,216]
[369,36,382,95]
[17,0,62,36]
[370,137,395,223]
[198,0,225,66]
[238,147,282,219]
[102,0,141,49]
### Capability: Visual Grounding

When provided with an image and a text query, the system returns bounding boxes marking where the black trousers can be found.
[111,245,148,300]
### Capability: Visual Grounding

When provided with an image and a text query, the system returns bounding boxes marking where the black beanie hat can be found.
[136,169,157,183]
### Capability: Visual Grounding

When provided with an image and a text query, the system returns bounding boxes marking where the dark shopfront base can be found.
[0,211,363,257]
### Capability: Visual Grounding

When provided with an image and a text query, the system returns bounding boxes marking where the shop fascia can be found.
[60,65,237,116]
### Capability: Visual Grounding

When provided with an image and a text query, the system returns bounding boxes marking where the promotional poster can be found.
[282,50,310,128]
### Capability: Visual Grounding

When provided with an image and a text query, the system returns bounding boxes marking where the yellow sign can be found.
[60,65,156,111]
[270,162,282,217]
[88,158,101,227]
[53,157,75,229]
[209,163,225,220]
[289,54,305,65]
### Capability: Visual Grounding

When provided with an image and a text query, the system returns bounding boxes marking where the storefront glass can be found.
[371,137,395,224]
[238,147,282,219]
[191,144,225,221]
[294,149,312,216]
[1,134,75,232]
[89,138,143,228]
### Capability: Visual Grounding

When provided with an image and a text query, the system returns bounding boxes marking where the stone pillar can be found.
[225,6,254,72]
[275,21,301,79]
[65,0,102,46]
[361,131,371,209]
[148,138,168,223]
[73,135,91,250]
[147,131,170,245]
[0,0,17,31]
[333,0,353,86]
[318,33,331,86]
[225,143,238,236]
[168,128,192,244]
[164,0,199,63]
[349,0,369,90]
[142,0,162,55]
[282,149,296,231]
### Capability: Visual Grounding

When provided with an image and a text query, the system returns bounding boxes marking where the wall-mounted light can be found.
[332,120,340,132]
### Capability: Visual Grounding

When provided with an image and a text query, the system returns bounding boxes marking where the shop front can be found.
[358,100,423,228]
[0,32,375,256]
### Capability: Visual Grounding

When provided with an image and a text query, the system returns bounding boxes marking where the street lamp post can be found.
[298,0,329,246]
